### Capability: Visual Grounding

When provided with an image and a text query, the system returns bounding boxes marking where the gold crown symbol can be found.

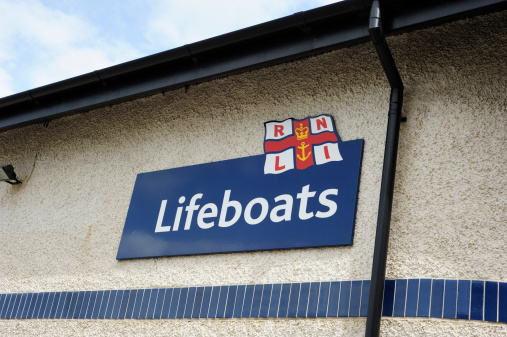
[295,123,309,140]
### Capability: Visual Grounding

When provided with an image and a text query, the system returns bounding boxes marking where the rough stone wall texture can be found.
[0,9,505,337]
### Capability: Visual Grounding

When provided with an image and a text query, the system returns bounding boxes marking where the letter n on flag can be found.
[264,114,343,174]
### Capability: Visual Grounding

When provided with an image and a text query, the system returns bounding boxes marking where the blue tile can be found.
[0,294,6,311]
[233,285,246,318]
[0,294,7,314]
[393,279,407,317]
[207,286,221,318]
[20,294,32,319]
[199,287,212,318]
[146,289,159,319]
[21,293,33,318]
[405,279,419,317]
[48,293,61,319]
[0,294,11,318]
[339,281,352,317]
[61,292,75,319]
[20,293,31,319]
[14,294,25,319]
[484,281,498,322]
[0,294,5,315]
[54,292,67,319]
[184,287,197,319]
[3,294,15,319]
[24,293,36,319]
[268,284,281,318]
[3,294,14,318]
[161,289,174,319]
[9,294,20,319]
[142,289,158,319]
[73,291,86,319]
[250,284,263,318]
[327,281,341,317]
[457,280,471,319]
[224,285,237,318]
[32,293,45,319]
[4,294,15,319]
[13,294,24,319]
[5,293,16,319]
[277,283,291,318]
[192,287,205,319]
[106,290,119,319]
[14,294,26,319]
[78,291,91,319]
[10,293,22,319]
[14,293,27,319]
[42,292,56,319]
[176,288,188,319]
[118,290,131,319]
[430,279,444,318]
[125,290,138,319]
[6,293,17,319]
[19,293,33,319]
[168,288,181,319]
[360,280,370,317]
[116,290,130,319]
[70,291,81,319]
[111,290,124,319]
[21,293,34,319]
[215,286,229,318]
[23,293,35,318]
[98,291,111,319]
[470,281,484,321]
[499,282,507,323]
[241,285,255,318]
[443,280,457,319]
[131,289,145,319]
[19,293,30,318]
[153,289,166,319]
[91,291,104,319]
[306,282,320,317]
[37,292,50,319]
[417,279,431,317]
[317,282,330,317]
[297,283,310,318]
[84,291,97,319]
[349,281,362,317]
[259,284,272,318]
[287,283,301,317]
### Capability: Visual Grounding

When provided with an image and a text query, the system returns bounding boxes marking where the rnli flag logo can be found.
[264,114,342,174]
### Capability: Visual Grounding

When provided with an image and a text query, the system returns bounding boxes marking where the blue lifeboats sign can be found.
[117,115,363,259]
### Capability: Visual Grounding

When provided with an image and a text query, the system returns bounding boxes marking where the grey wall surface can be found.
[0,10,505,337]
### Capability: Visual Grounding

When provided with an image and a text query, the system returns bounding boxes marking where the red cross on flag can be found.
[264,114,343,174]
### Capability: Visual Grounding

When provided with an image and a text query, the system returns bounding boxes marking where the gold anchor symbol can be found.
[297,142,312,161]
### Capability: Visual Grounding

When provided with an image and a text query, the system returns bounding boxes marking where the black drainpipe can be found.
[365,1,404,336]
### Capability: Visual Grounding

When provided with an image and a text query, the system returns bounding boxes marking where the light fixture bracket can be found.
[0,165,22,184]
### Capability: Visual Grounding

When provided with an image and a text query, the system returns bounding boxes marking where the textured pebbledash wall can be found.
[0,10,506,337]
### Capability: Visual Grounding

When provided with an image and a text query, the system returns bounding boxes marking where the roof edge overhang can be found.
[0,0,505,131]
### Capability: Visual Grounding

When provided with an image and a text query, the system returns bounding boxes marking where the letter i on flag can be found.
[264,114,343,174]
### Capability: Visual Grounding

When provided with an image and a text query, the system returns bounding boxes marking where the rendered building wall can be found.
[0,10,505,336]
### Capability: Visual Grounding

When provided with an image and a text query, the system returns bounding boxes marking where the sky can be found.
[0,0,339,98]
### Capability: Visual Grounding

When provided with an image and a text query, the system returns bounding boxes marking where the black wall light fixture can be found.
[0,165,22,184]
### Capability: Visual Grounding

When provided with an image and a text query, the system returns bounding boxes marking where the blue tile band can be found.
[0,279,505,323]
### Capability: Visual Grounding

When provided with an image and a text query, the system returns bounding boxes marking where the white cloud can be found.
[0,68,14,97]
[0,0,342,98]
[0,0,141,96]
[145,0,342,49]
